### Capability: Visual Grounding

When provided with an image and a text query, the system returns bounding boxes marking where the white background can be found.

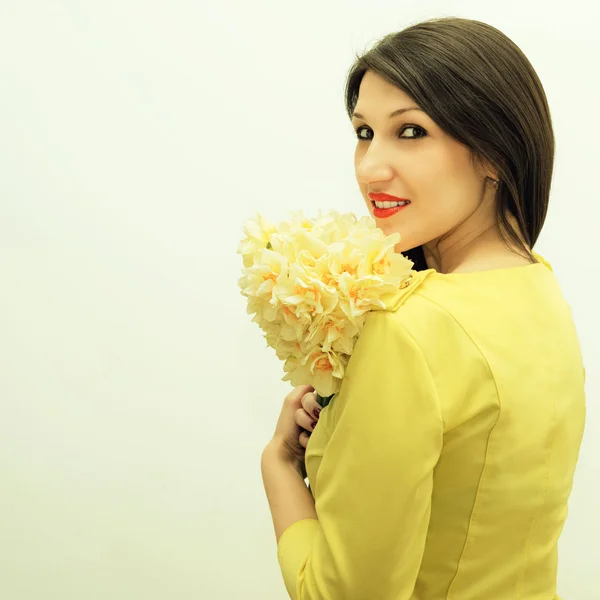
[1,1,598,598]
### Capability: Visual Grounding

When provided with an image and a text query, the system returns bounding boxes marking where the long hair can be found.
[344,17,555,269]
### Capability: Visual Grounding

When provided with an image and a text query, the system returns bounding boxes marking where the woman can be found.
[261,17,586,600]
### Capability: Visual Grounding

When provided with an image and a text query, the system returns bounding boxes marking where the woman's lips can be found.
[372,202,410,218]
[368,192,410,219]
[368,193,411,218]
[368,192,410,202]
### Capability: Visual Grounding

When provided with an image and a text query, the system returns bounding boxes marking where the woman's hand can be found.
[296,389,322,449]
[266,385,322,477]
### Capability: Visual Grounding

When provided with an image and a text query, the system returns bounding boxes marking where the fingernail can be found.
[311,421,318,430]
[313,408,321,419]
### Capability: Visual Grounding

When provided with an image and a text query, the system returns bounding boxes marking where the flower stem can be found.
[316,393,335,409]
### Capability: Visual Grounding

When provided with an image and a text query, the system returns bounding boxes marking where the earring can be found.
[488,177,500,187]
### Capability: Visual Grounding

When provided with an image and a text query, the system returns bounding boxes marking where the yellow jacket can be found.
[277,253,586,600]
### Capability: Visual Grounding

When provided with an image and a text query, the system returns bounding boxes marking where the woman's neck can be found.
[422,213,531,274]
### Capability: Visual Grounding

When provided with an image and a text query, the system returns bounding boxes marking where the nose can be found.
[355,146,395,186]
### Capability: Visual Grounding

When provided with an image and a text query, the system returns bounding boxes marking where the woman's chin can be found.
[376,226,410,250]
[369,219,418,254]
[395,243,414,255]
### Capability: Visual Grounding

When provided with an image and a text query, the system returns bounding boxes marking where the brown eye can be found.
[399,125,427,139]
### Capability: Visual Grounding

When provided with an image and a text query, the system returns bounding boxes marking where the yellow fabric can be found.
[277,254,586,600]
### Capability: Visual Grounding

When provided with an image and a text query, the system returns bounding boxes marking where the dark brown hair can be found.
[344,17,555,270]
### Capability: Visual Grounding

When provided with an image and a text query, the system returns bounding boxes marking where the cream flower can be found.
[237,214,277,268]
[238,209,414,398]
[282,348,347,397]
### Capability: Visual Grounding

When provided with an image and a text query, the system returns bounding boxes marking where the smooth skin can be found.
[262,385,320,542]
[353,71,532,274]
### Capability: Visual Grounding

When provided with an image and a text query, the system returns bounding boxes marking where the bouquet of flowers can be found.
[237,210,415,408]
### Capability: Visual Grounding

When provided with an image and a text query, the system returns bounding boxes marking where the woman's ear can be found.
[471,152,499,182]
[481,161,499,182]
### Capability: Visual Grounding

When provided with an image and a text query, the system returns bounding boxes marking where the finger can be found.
[299,431,311,449]
[295,408,318,432]
[286,384,314,406]
[301,391,322,421]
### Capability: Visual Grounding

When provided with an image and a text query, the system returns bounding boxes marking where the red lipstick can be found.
[368,193,411,218]
[368,193,409,202]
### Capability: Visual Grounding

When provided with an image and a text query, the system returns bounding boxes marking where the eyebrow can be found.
[351,107,423,120]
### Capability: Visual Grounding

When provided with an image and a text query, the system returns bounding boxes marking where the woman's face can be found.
[352,71,494,253]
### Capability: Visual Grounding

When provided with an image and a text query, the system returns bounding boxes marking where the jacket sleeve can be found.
[277,310,444,600]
